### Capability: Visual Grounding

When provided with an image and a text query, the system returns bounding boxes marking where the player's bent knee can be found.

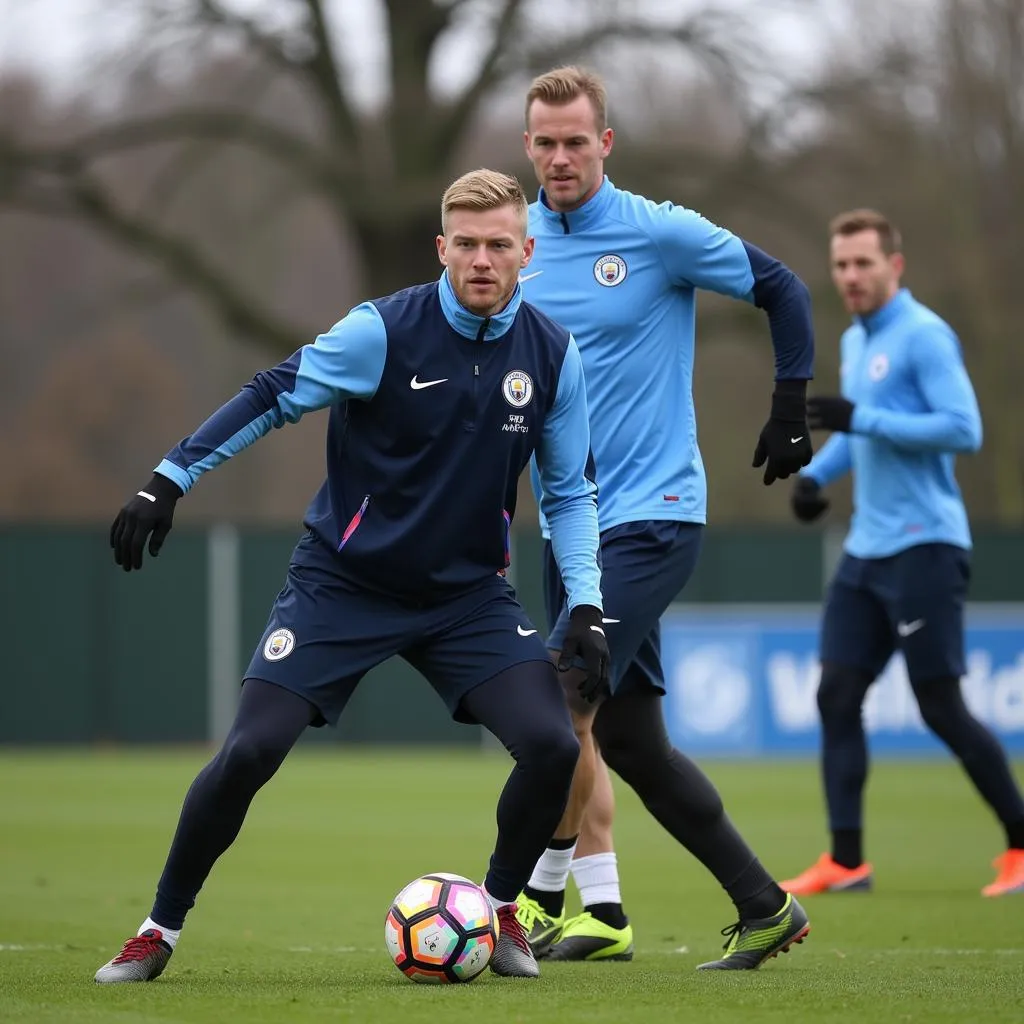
[816,663,868,723]
[592,695,667,783]
[523,724,580,779]
[217,728,290,787]
[910,676,968,737]
[595,730,657,789]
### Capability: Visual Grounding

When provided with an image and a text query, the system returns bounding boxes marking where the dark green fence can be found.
[2,525,1020,744]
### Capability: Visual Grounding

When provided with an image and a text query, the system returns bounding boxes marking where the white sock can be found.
[527,842,577,892]
[140,916,181,950]
[572,852,622,907]
[483,887,515,912]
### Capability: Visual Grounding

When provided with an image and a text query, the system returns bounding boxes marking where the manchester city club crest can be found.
[594,254,627,286]
[502,370,534,408]
[263,627,295,662]
[868,353,890,381]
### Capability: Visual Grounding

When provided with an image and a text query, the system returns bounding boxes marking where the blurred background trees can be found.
[2,0,1021,526]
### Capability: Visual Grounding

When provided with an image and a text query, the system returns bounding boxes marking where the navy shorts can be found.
[544,520,703,695]
[244,534,550,726]
[820,543,970,681]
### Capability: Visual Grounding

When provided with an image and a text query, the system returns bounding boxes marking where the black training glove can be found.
[752,379,813,485]
[791,476,830,523]
[558,604,610,703]
[110,473,183,572]
[807,395,855,433]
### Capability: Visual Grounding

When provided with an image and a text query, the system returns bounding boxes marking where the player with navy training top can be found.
[512,66,813,970]
[95,169,610,984]
[781,208,1024,898]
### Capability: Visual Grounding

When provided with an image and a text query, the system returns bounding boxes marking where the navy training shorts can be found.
[244,533,551,726]
[820,542,970,681]
[543,520,703,695]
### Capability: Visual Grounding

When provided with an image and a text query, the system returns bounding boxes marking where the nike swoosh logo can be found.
[602,618,620,624]
[410,375,448,390]
[897,619,925,637]
[790,436,804,444]
[519,271,544,283]
[517,625,538,636]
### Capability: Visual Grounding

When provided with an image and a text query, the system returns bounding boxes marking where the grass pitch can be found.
[1,747,1023,1022]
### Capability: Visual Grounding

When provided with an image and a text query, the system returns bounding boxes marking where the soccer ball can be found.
[384,872,498,983]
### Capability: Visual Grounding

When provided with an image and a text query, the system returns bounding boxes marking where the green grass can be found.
[1,748,1023,1023]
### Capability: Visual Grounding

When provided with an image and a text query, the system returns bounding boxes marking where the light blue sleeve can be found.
[651,206,815,379]
[851,328,983,453]
[803,433,852,487]
[156,303,387,493]
[534,336,603,612]
[652,205,756,299]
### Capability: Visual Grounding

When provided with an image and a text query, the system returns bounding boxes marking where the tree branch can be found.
[511,12,754,84]
[24,109,350,196]
[192,0,301,75]
[433,0,529,160]
[2,154,310,354]
[300,0,360,151]
[137,59,281,219]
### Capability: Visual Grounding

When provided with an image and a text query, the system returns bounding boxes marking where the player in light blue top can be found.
[513,66,812,970]
[782,208,1024,898]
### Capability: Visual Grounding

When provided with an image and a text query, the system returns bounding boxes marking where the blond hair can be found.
[525,65,608,132]
[441,168,528,235]
[829,208,902,255]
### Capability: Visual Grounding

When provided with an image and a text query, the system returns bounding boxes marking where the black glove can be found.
[558,604,610,703]
[791,475,830,523]
[752,379,813,485]
[807,395,855,433]
[110,473,183,572]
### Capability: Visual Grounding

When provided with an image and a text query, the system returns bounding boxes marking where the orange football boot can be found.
[981,849,1024,896]
[780,853,873,895]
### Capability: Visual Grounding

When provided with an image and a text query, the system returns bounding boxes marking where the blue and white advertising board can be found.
[661,605,1024,756]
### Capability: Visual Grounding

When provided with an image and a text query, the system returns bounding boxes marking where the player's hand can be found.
[791,475,830,523]
[110,473,183,572]
[752,379,813,485]
[807,395,855,433]
[558,604,610,703]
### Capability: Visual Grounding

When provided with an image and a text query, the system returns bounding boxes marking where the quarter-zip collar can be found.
[438,270,520,342]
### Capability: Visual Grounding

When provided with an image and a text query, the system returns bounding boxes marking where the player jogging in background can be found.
[94,169,610,984]
[514,65,815,970]
[782,208,1024,898]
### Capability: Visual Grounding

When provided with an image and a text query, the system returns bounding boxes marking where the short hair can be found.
[829,208,902,255]
[525,65,608,133]
[441,168,528,235]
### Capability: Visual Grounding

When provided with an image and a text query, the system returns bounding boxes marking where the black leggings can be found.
[151,664,578,928]
[818,663,1024,832]
[461,660,579,901]
[152,679,316,929]
[593,690,777,909]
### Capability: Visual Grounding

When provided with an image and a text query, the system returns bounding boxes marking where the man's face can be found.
[830,229,904,316]
[524,95,613,213]
[436,205,534,317]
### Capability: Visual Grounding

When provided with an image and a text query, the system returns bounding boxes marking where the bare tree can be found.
[766,0,1024,523]
[0,0,778,356]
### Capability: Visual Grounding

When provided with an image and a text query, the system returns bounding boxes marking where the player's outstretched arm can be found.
[535,337,609,699]
[835,327,982,453]
[110,303,387,572]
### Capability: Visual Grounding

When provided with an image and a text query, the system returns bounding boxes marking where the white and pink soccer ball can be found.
[384,872,498,984]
